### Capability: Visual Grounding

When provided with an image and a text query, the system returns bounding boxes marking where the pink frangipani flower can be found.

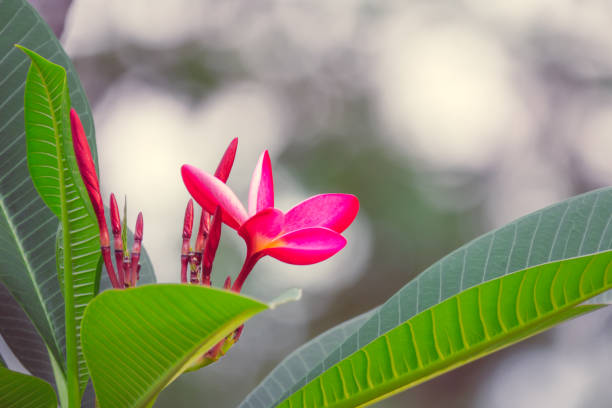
[182,149,359,292]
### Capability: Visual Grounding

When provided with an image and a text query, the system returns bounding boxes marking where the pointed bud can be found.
[201,206,222,286]
[130,212,143,287]
[110,193,124,286]
[181,200,194,284]
[122,198,128,253]
[133,212,143,249]
[183,199,194,239]
[195,209,210,253]
[214,138,238,183]
[223,276,231,289]
[70,109,109,246]
[110,194,121,236]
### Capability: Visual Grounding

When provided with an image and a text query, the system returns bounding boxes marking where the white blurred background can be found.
[18,0,612,406]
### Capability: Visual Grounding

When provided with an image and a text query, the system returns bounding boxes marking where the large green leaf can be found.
[239,309,376,408]
[0,0,96,388]
[243,187,612,407]
[81,284,268,408]
[19,46,99,395]
[0,366,57,408]
[278,252,612,407]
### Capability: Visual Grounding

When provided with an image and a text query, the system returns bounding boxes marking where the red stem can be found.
[201,207,222,286]
[114,251,124,288]
[101,246,120,288]
[181,256,189,284]
[231,254,260,293]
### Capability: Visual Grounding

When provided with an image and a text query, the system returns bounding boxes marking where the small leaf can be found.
[0,367,57,408]
[81,284,268,408]
[269,287,302,309]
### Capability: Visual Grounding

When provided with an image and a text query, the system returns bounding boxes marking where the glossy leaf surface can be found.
[244,188,612,407]
[81,284,268,408]
[20,46,98,394]
[279,252,612,407]
[0,367,57,408]
[0,0,96,381]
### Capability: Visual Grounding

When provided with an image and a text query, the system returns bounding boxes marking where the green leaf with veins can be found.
[82,284,269,408]
[19,45,98,398]
[242,188,612,408]
[0,367,57,408]
[0,0,97,385]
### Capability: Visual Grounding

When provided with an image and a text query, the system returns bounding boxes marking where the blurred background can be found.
[27,0,612,406]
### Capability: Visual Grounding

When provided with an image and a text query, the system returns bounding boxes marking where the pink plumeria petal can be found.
[283,194,359,233]
[238,208,284,255]
[181,164,248,230]
[248,150,274,216]
[262,227,347,265]
[214,138,238,183]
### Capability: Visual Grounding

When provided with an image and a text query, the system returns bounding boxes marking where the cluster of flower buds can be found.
[180,138,237,288]
[178,139,239,366]
[70,109,143,289]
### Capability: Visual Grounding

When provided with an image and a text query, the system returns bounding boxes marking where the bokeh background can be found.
[19,0,612,406]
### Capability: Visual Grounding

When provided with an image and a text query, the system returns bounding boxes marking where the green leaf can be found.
[0,366,57,408]
[81,284,268,408]
[0,0,97,392]
[0,283,56,388]
[19,46,99,397]
[244,188,612,407]
[239,309,376,408]
[279,252,612,407]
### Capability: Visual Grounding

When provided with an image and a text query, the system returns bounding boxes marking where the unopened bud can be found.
[214,138,238,183]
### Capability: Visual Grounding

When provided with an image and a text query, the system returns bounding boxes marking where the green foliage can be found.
[0,0,96,383]
[18,45,98,398]
[0,283,56,387]
[81,284,268,408]
[240,309,377,407]
[0,367,57,408]
[243,188,612,407]
[279,253,611,407]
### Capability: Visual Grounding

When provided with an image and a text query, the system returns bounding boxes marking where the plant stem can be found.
[58,136,79,407]
[231,254,260,292]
